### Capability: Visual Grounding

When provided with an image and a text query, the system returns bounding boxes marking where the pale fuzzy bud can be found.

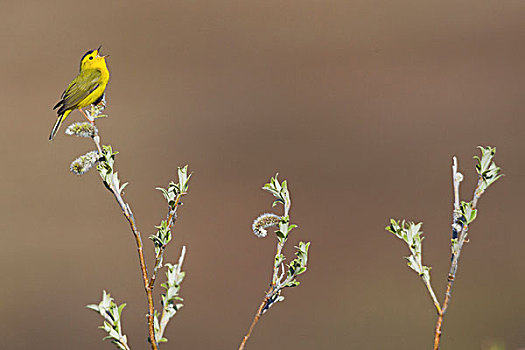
[65,122,98,138]
[455,172,464,183]
[252,213,281,238]
[70,150,99,175]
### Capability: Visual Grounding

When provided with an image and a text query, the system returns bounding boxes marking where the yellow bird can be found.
[50,47,110,140]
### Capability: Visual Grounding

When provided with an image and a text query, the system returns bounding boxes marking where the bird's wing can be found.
[54,69,101,114]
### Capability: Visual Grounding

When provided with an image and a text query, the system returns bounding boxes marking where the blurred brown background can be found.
[1,1,524,349]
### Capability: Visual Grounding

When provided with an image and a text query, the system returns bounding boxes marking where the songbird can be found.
[49,47,110,140]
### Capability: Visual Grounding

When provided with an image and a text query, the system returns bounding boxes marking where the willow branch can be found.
[92,132,158,350]
[239,193,291,350]
[238,297,270,350]
[433,160,483,350]
[424,279,442,315]
[149,192,184,289]
[156,246,186,342]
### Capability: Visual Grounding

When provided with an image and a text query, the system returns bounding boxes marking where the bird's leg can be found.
[96,95,106,108]
[79,108,95,125]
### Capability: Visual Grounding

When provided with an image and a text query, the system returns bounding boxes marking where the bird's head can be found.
[79,46,109,71]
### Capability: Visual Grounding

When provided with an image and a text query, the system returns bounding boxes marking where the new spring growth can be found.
[97,145,128,195]
[239,175,312,350]
[282,241,310,288]
[87,291,130,350]
[156,166,192,209]
[384,146,503,350]
[386,220,431,282]
[255,174,309,307]
[65,122,98,138]
[259,174,298,241]
[154,246,186,344]
[151,166,192,256]
[70,150,99,175]
[474,146,503,196]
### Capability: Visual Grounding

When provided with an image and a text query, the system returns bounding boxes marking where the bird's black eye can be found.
[89,56,93,60]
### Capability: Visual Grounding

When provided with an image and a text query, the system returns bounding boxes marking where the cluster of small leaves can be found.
[457,201,477,225]
[150,166,192,254]
[87,291,130,350]
[70,150,99,175]
[154,248,186,343]
[254,174,311,312]
[263,174,291,210]
[156,166,191,208]
[97,145,128,195]
[450,147,502,256]
[474,146,503,196]
[260,174,297,241]
[387,219,431,282]
[150,220,171,257]
[283,241,310,288]
[65,122,98,138]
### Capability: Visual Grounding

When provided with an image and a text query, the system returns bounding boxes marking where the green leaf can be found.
[295,267,307,275]
[285,280,300,288]
[117,303,126,317]
[86,304,99,312]
[275,230,286,239]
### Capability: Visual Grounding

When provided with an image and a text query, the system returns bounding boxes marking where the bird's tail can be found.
[49,110,71,141]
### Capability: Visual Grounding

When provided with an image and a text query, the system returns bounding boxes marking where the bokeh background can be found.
[1,1,524,349]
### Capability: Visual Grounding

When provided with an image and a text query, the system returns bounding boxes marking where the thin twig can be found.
[92,133,159,350]
[433,159,483,350]
[238,297,270,350]
[424,280,442,315]
[149,192,184,289]
[93,135,103,155]
[238,240,282,350]
[271,203,290,286]
[407,241,442,315]
[452,157,461,212]
[239,196,291,350]
[271,241,285,287]
[157,246,186,341]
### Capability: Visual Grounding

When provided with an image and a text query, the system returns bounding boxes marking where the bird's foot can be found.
[80,108,95,125]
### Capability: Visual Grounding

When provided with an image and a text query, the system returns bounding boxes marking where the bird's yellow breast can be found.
[78,66,110,108]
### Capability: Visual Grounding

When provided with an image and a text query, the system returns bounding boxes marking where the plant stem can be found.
[433,165,483,350]
[238,296,270,350]
[452,157,461,213]
[127,208,157,350]
[239,243,285,349]
[157,246,186,341]
[424,280,442,315]
[433,281,452,350]
[149,192,183,289]
[93,133,158,350]
[238,251,282,350]
[239,203,289,350]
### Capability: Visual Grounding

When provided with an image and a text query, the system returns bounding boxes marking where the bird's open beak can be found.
[96,45,109,58]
